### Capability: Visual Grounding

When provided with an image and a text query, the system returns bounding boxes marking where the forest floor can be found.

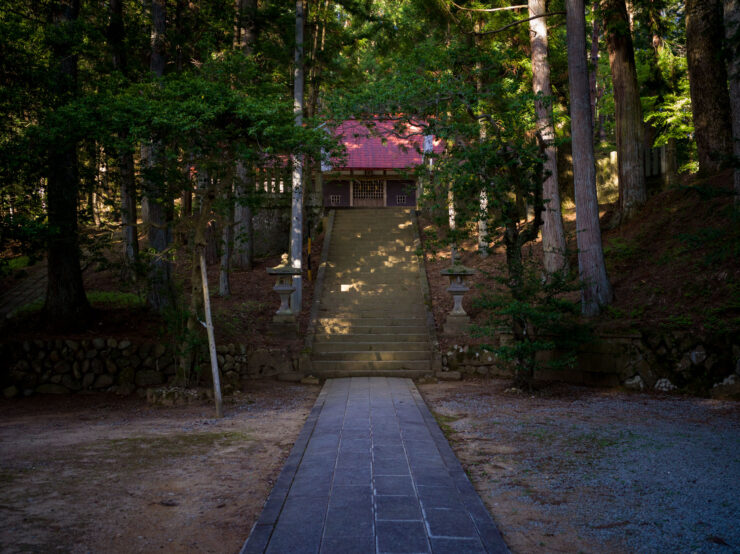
[423,168,740,351]
[420,378,740,553]
[0,171,738,552]
[0,225,325,351]
[0,381,319,553]
[1,377,737,553]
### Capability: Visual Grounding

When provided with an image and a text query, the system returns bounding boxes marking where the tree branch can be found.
[450,2,528,13]
[472,11,566,35]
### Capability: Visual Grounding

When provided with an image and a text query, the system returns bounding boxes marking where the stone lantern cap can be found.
[267,253,302,276]
[440,264,476,277]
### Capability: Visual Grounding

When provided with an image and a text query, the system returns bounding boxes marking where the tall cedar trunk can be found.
[179,172,211,386]
[566,0,614,315]
[307,0,329,120]
[589,0,600,131]
[602,0,646,220]
[448,184,457,262]
[174,0,186,72]
[686,0,733,174]
[644,1,665,188]
[219,193,234,297]
[725,0,740,204]
[473,22,489,257]
[142,0,173,311]
[108,0,139,269]
[233,163,254,268]
[232,0,257,270]
[45,0,91,329]
[529,0,568,273]
[289,0,305,311]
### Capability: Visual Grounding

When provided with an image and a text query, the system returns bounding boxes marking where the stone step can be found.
[310,368,430,379]
[316,310,428,319]
[332,236,410,241]
[322,282,420,292]
[313,333,430,343]
[321,294,422,302]
[312,208,432,375]
[312,341,431,352]
[319,292,423,300]
[324,273,420,281]
[318,295,424,305]
[329,245,416,252]
[324,269,420,286]
[316,324,429,334]
[327,256,417,264]
[311,360,431,372]
[317,317,426,326]
[316,307,426,317]
[312,351,432,362]
[335,213,411,220]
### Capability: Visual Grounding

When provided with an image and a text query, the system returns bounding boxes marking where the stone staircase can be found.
[310,208,434,378]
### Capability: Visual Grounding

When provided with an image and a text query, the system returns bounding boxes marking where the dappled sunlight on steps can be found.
[311,209,433,377]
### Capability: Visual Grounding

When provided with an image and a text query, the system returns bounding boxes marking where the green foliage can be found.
[473,261,592,390]
[604,237,641,263]
[0,214,47,266]
[9,289,144,319]
[160,301,207,387]
[86,291,144,309]
[660,314,693,330]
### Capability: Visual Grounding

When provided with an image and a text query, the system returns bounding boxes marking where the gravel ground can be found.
[420,380,740,553]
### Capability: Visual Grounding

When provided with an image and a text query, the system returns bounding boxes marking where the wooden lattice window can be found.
[330,194,341,205]
[396,195,407,205]
[353,180,384,199]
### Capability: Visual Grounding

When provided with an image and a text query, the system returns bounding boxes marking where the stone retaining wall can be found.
[0,338,301,398]
[440,331,740,398]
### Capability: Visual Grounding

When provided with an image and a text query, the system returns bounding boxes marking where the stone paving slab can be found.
[241,377,508,554]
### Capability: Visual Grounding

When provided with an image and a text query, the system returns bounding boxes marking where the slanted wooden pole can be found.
[200,249,223,418]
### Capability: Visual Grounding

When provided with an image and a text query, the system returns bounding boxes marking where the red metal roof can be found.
[329,119,443,170]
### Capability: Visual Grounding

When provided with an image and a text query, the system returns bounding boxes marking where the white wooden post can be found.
[200,250,223,418]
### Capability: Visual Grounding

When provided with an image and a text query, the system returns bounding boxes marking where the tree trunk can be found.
[119,147,138,267]
[142,0,173,312]
[232,0,257,270]
[686,0,733,174]
[602,0,646,220]
[566,0,614,315]
[45,0,91,329]
[530,0,568,273]
[473,22,489,257]
[205,219,219,265]
[664,138,678,186]
[219,186,234,297]
[179,174,210,386]
[725,0,740,204]
[149,0,166,76]
[448,184,457,262]
[108,0,139,270]
[289,0,305,312]
[233,163,254,269]
[589,0,600,130]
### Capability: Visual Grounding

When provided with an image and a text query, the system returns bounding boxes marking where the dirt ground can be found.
[1,377,738,553]
[420,378,740,554]
[0,381,319,554]
[421,170,739,347]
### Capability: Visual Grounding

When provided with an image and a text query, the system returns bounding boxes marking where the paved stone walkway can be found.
[241,377,508,554]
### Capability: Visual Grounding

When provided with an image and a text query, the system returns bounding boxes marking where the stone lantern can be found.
[267,253,302,334]
[440,263,476,335]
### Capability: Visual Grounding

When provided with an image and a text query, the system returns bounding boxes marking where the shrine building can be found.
[320,119,442,209]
